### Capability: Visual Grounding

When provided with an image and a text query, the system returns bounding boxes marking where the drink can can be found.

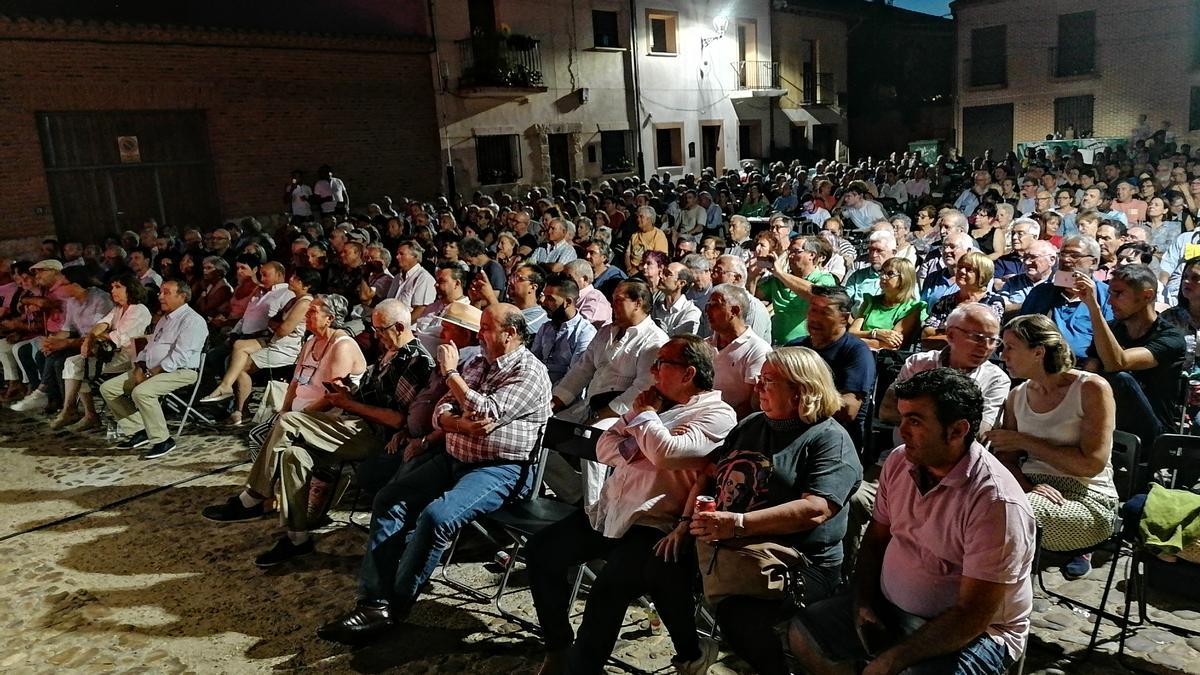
[494,550,512,568]
[694,495,716,514]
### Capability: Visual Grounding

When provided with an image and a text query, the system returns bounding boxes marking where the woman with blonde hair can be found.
[690,346,863,675]
[922,250,1004,336]
[985,314,1118,580]
[850,257,926,350]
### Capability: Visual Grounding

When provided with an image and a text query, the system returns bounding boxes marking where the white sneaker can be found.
[10,389,48,412]
[672,637,718,675]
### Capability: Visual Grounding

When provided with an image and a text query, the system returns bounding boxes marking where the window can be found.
[592,10,620,48]
[600,130,632,173]
[969,26,1007,87]
[475,134,521,185]
[1191,87,1200,131]
[1055,11,1096,77]
[1054,95,1094,136]
[654,126,682,167]
[646,10,677,54]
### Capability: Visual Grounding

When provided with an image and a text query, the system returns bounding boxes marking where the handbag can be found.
[694,536,806,604]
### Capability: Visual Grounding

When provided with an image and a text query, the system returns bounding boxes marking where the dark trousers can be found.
[40,349,71,403]
[713,562,842,675]
[1106,371,1166,451]
[16,341,41,388]
[525,509,701,674]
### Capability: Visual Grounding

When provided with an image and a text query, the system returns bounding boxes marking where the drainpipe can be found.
[628,0,644,179]
[428,0,457,199]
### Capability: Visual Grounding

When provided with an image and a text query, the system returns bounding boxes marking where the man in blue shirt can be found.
[1018,235,1111,359]
[100,279,208,459]
[531,276,597,384]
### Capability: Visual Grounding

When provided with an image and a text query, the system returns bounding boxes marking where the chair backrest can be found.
[1109,429,1141,501]
[1150,433,1200,490]
[542,417,601,462]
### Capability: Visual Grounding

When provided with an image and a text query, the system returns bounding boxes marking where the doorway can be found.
[736,20,759,87]
[548,133,572,183]
[36,110,219,242]
[812,124,837,161]
[962,104,1014,160]
[700,123,723,171]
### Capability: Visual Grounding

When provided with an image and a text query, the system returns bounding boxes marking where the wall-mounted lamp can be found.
[701,15,729,49]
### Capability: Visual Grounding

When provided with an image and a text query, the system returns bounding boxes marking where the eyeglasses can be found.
[949,326,1002,347]
[1059,250,1094,260]
[878,271,900,280]
[1020,254,1049,262]
[651,358,690,370]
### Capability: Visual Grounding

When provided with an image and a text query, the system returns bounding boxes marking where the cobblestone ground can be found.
[0,408,1198,674]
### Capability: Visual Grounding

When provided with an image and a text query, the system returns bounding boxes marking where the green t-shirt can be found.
[858,294,927,333]
[761,269,837,344]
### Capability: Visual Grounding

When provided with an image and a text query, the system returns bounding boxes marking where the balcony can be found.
[730,60,787,98]
[962,56,1007,89]
[456,33,548,96]
[799,72,836,105]
[1049,45,1099,79]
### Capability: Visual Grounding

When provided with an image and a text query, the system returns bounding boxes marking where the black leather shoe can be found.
[202,496,265,522]
[116,430,149,450]
[254,536,314,568]
[141,438,176,459]
[317,602,396,644]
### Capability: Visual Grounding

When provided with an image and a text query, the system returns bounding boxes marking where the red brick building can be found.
[0,2,441,252]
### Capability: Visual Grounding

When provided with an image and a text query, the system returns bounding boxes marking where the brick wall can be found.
[0,17,442,249]
[955,0,1200,153]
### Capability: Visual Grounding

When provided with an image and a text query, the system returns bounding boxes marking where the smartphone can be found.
[1052,269,1077,288]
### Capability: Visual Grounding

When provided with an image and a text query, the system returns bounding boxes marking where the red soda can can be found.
[694,495,716,514]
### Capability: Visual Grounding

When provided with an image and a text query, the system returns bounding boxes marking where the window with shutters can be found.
[475,134,521,185]
[646,10,677,54]
[969,26,1007,87]
[1054,95,1094,137]
[1054,11,1096,77]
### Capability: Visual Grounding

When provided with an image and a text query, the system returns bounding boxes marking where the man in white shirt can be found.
[879,169,908,206]
[314,164,349,215]
[384,240,436,318]
[100,280,208,459]
[129,248,162,288]
[706,284,770,416]
[653,263,702,336]
[548,280,669,505]
[530,218,578,273]
[712,255,772,343]
[286,170,313,220]
[527,334,735,675]
[841,183,888,232]
[674,190,707,241]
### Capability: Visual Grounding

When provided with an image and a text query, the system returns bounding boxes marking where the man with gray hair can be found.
[992,217,1040,280]
[653,262,702,336]
[531,218,578,273]
[724,215,753,262]
[565,259,612,327]
[917,209,972,287]
[705,283,771,415]
[999,239,1056,314]
[844,230,897,312]
[920,230,973,305]
[682,254,714,336]
[1019,234,1111,359]
[712,254,771,342]
[202,299,436,566]
[384,240,437,318]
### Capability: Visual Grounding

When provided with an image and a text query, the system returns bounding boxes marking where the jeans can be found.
[525,509,701,674]
[714,562,842,675]
[1105,371,1165,450]
[796,594,1015,675]
[357,451,531,606]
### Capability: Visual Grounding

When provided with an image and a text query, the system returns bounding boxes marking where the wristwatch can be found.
[733,512,747,538]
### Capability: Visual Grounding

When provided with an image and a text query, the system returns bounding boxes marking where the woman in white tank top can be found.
[984,315,1118,578]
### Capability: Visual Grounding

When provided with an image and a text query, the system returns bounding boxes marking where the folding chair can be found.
[162,352,214,439]
[439,420,596,627]
[1026,431,1141,653]
[1113,433,1200,658]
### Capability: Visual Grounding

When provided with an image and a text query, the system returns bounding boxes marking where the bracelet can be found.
[869,329,879,339]
[444,369,459,379]
[678,515,692,522]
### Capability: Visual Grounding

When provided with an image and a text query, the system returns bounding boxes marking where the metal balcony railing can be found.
[800,72,835,105]
[734,61,781,90]
[1049,45,1098,78]
[456,34,544,90]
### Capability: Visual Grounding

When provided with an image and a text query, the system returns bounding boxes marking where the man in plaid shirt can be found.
[319,303,551,644]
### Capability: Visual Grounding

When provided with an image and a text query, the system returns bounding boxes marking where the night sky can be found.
[891,0,953,17]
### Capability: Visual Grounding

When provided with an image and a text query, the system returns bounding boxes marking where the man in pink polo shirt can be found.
[790,368,1035,675]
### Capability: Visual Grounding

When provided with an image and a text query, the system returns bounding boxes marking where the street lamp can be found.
[701,15,729,49]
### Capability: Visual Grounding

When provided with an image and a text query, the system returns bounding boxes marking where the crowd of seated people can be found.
[1,142,1198,673]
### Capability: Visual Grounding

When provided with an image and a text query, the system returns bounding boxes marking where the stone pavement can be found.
[0,407,1197,673]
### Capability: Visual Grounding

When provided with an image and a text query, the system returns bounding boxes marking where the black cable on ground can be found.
[0,459,248,543]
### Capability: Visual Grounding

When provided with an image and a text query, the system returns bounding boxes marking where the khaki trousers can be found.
[244,410,381,532]
[100,368,197,443]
